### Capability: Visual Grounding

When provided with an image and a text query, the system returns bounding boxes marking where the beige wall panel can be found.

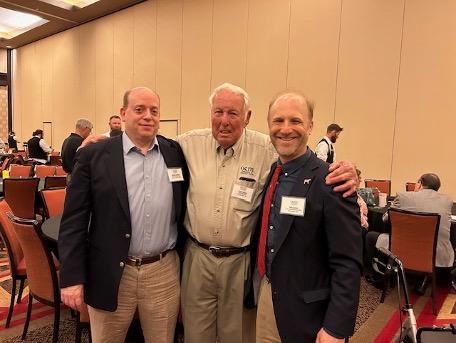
[211,0,248,90]
[40,39,54,128]
[113,10,134,111]
[52,29,81,149]
[11,51,23,141]
[392,0,456,198]
[245,0,291,134]
[156,0,183,120]
[0,49,7,73]
[335,0,404,181]
[287,0,342,149]
[19,45,38,139]
[79,22,97,133]
[180,0,213,133]
[94,16,115,135]
[133,1,157,89]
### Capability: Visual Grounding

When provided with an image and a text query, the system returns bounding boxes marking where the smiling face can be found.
[211,89,251,150]
[120,87,160,149]
[268,93,313,164]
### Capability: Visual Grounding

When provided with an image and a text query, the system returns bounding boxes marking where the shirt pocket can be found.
[300,287,331,304]
[230,179,260,213]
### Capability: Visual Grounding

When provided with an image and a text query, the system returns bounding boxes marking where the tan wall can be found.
[11,0,456,198]
[0,49,6,73]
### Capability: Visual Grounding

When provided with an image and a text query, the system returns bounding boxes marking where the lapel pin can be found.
[303,179,311,185]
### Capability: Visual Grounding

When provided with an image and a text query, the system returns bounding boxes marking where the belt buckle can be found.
[129,256,142,266]
[208,246,222,256]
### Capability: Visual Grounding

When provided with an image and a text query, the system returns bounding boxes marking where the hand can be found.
[326,160,357,197]
[315,328,345,343]
[60,284,85,312]
[78,135,108,151]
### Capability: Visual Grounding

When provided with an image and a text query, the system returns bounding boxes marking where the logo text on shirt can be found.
[240,166,254,175]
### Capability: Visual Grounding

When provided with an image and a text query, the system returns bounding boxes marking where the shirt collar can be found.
[279,147,312,175]
[122,132,159,155]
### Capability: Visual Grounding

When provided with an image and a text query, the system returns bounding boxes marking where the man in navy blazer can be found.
[58,87,188,342]
[246,91,362,343]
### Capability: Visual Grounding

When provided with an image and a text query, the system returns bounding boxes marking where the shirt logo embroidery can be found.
[240,166,254,175]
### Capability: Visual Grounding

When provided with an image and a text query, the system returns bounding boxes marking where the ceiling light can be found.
[0,7,48,40]
[39,0,101,11]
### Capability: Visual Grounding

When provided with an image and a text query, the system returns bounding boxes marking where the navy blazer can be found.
[58,134,189,311]
[246,152,362,342]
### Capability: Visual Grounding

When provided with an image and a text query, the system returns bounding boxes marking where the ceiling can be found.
[0,0,146,49]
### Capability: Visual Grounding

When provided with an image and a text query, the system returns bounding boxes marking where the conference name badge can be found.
[280,196,305,217]
[231,184,254,203]
[167,168,184,182]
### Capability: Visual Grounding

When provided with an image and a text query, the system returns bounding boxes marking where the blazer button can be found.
[125,234,131,239]
[120,262,125,268]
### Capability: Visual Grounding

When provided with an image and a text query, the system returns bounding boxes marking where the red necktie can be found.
[257,164,282,277]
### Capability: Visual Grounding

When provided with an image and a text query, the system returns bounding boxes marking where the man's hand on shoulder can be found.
[60,284,85,312]
[326,160,357,197]
[77,135,108,151]
[315,328,345,343]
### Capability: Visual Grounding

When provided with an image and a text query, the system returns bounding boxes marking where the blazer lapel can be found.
[274,154,321,255]
[104,136,131,220]
[157,136,182,219]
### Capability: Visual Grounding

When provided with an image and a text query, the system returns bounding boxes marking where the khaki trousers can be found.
[256,276,281,343]
[181,239,256,343]
[88,251,180,343]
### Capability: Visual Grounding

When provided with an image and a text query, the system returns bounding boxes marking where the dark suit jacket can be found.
[246,152,362,342]
[58,134,189,311]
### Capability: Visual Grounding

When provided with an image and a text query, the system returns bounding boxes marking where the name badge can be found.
[280,196,306,217]
[167,168,184,182]
[231,184,254,203]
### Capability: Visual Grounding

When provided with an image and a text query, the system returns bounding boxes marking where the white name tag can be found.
[280,196,306,217]
[167,168,184,182]
[231,184,254,203]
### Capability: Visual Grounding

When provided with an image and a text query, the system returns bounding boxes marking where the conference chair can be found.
[49,155,63,166]
[0,199,27,328]
[44,175,67,189]
[3,177,40,219]
[40,187,66,219]
[365,179,391,197]
[0,156,12,174]
[381,208,440,315]
[6,212,61,343]
[35,165,57,178]
[406,182,416,192]
[55,166,68,176]
[9,164,33,178]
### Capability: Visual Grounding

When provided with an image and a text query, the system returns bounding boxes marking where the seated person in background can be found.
[27,129,53,164]
[356,168,369,229]
[8,131,20,151]
[365,173,454,290]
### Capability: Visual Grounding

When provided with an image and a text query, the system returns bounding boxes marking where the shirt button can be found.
[270,248,274,253]
[147,193,150,197]
[269,226,273,230]
[120,262,125,267]
[146,214,150,217]
[125,234,131,239]
[146,175,149,178]
[285,173,288,176]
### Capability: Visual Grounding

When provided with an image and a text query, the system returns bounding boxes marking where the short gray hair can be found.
[208,83,251,114]
[76,118,93,130]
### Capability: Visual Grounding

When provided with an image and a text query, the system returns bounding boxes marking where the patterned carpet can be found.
[4,247,451,343]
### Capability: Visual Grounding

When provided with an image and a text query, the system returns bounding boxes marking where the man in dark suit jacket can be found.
[58,87,188,343]
[246,91,362,343]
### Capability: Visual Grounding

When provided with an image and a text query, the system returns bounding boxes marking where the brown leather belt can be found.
[190,236,249,258]
[126,249,172,267]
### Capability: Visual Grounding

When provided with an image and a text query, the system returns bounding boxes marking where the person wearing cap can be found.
[315,123,343,163]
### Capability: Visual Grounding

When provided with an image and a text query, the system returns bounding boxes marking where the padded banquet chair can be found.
[380,208,440,315]
[44,175,67,189]
[55,166,68,176]
[406,182,416,192]
[49,155,63,166]
[365,179,391,197]
[35,165,57,178]
[9,164,33,178]
[3,177,40,219]
[0,156,12,174]
[0,199,27,328]
[40,187,66,219]
[6,212,61,343]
